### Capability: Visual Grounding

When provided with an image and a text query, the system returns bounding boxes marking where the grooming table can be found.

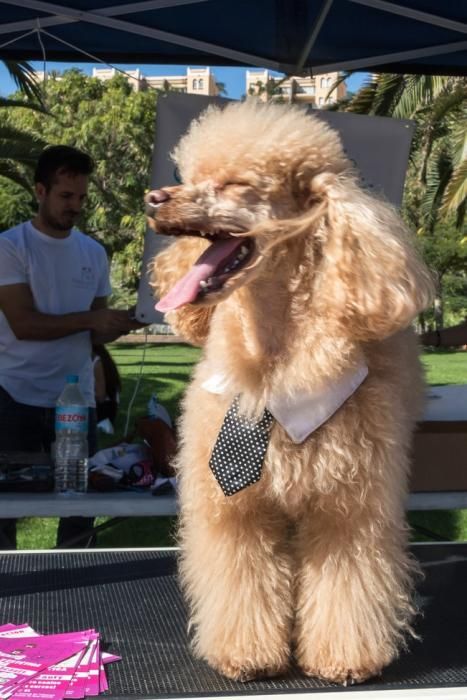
[0,491,177,518]
[0,545,466,699]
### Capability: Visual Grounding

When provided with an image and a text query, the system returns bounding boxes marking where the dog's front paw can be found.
[300,661,382,685]
[207,655,289,682]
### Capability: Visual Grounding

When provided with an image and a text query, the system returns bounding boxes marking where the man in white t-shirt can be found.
[0,145,143,548]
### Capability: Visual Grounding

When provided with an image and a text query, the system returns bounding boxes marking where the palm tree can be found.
[2,60,43,102]
[215,81,228,97]
[247,76,288,102]
[0,61,46,191]
[342,74,466,231]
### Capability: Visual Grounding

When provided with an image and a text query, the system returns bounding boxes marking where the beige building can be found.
[91,66,219,95]
[34,66,219,95]
[245,69,346,107]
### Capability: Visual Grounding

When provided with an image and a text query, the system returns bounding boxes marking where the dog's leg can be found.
[293,458,418,685]
[179,492,293,681]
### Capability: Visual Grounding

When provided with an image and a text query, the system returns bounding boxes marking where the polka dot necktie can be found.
[209,395,274,496]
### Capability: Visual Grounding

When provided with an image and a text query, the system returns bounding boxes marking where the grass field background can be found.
[16,344,467,549]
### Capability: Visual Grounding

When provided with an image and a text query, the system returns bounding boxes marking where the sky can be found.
[0,61,367,99]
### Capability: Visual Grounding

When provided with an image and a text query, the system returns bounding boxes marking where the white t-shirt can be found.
[0,221,112,407]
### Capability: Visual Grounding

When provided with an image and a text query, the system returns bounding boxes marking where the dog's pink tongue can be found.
[156,237,243,312]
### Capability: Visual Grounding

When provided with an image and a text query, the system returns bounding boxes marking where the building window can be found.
[327,77,332,87]
[193,79,198,89]
[199,78,204,89]
[318,97,324,105]
[320,78,325,88]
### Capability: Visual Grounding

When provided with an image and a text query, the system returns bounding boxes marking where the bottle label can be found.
[55,406,88,433]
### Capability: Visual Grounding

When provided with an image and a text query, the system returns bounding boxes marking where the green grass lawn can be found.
[421,347,467,386]
[17,345,467,549]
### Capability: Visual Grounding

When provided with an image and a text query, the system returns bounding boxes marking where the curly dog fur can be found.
[148,100,434,684]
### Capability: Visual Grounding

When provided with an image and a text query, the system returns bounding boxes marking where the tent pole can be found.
[348,0,467,36]
[313,39,467,73]
[295,0,334,73]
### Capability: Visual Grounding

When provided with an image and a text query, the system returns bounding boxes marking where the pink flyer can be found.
[0,625,120,698]
[101,653,120,665]
[0,627,29,637]
[0,638,86,699]
[98,660,107,694]
[83,642,100,698]
[63,636,97,699]
[10,646,88,700]
[0,630,93,644]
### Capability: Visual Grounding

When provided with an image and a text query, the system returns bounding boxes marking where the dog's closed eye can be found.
[221,182,251,188]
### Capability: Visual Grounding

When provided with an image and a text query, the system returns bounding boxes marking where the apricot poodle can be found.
[146,100,434,685]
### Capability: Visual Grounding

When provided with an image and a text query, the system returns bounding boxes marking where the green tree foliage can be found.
[0,177,35,232]
[341,73,467,327]
[0,120,46,190]
[344,74,466,231]
[0,62,47,191]
[4,69,158,270]
[417,218,467,327]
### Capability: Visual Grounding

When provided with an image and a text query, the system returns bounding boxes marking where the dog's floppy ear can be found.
[312,174,434,340]
[150,237,214,347]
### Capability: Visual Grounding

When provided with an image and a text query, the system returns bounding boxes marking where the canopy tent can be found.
[0,0,465,76]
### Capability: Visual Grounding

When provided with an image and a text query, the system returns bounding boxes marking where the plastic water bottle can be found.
[54,375,89,494]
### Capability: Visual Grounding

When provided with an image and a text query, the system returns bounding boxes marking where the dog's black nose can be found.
[147,189,170,204]
[145,189,170,217]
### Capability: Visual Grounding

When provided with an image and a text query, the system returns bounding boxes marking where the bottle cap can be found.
[66,374,79,384]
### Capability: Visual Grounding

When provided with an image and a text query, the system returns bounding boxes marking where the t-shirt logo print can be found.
[72,266,94,288]
[81,266,94,283]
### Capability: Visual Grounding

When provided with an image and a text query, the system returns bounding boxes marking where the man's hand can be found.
[90,309,147,344]
[89,297,147,343]
[89,308,145,336]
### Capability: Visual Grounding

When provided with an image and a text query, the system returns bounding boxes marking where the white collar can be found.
[201,364,368,444]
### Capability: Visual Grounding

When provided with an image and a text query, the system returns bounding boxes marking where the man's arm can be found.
[0,284,143,341]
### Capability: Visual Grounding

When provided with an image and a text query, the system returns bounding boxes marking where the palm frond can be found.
[325,94,353,112]
[0,128,45,170]
[325,70,350,102]
[421,147,453,232]
[428,84,467,126]
[371,73,406,116]
[455,199,466,230]
[415,88,466,184]
[441,158,467,223]
[345,73,406,116]
[0,160,33,190]
[393,75,452,118]
[446,113,467,168]
[0,124,45,149]
[0,96,47,114]
[346,75,379,114]
[2,61,44,103]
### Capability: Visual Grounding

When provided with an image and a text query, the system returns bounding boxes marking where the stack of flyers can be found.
[0,624,120,699]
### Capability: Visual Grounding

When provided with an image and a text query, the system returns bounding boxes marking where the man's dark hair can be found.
[34,145,94,189]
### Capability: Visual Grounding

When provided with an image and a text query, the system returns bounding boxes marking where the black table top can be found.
[0,544,466,698]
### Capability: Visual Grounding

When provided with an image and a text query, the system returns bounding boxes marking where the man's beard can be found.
[43,208,78,231]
